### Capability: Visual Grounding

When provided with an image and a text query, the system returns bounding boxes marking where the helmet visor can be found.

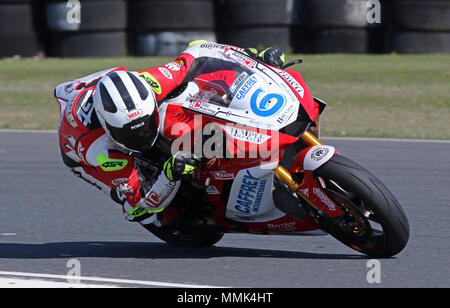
[106,114,159,152]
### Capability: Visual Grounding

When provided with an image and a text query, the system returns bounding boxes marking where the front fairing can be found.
[177,50,317,131]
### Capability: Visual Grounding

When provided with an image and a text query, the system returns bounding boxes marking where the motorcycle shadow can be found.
[0,241,369,260]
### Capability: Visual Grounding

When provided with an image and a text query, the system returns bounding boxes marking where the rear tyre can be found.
[313,154,410,257]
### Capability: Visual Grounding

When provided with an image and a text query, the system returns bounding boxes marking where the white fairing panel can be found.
[226,162,286,222]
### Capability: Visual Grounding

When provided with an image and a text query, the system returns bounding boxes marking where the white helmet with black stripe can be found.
[93,70,159,152]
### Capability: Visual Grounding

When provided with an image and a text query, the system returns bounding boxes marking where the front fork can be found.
[273,131,338,215]
[273,130,322,193]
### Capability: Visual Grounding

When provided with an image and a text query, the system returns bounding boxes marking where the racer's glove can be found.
[163,151,201,182]
[244,47,286,69]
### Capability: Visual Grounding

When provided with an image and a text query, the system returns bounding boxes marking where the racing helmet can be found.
[93,70,159,152]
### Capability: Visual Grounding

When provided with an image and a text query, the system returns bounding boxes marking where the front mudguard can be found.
[290,144,336,173]
[288,144,345,218]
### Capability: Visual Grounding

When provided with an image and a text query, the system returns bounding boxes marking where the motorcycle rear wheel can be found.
[312,154,410,257]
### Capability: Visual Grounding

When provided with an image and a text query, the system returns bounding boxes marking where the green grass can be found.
[0,54,449,139]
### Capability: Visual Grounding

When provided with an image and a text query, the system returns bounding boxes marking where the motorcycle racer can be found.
[55,41,286,225]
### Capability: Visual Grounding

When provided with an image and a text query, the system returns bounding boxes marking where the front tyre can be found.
[314,154,410,257]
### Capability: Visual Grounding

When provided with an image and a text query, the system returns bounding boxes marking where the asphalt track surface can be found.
[0,130,449,288]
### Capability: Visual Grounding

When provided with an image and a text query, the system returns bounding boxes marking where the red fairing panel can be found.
[283,69,319,122]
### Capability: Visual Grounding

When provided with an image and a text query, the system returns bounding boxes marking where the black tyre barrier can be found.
[130,0,215,31]
[2,0,450,57]
[394,0,450,32]
[0,33,40,57]
[0,3,34,34]
[314,28,369,54]
[216,0,302,27]
[0,2,40,57]
[219,27,293,50]
[0,0,32,2]
[294,28,369,54]
[301,0,368,28]
[387,31,450,54]
[45,0,127,32]
[135,31,216,56]
[366,0,395,54]
[50,31,128,57]
[367,27,385,54]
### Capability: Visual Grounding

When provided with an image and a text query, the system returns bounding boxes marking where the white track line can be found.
[0,277,117,288]
[0,271,226,288]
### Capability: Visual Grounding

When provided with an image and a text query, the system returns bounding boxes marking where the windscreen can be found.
[188,53,255,107]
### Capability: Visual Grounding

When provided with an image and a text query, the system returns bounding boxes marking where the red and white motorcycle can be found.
[140,50,410,258]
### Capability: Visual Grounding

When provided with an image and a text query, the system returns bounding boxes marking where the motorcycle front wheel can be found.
[312,154,410,257]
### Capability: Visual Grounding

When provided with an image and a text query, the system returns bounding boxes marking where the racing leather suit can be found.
[56,41,284,224]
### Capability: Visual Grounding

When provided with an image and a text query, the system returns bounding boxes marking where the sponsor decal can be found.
[310,147,330,162]
[250,89,286,117]
[231,52,257,68]
[64,83,75,94]
[111,178,129,186]
[128,206,147,218]
[276,105,295,124]
[222,125,271,144]
[189,100,201,109]
[276,70,304,98]
[130,121,145,130]
[77,91,95,126]
[234,170,266,215]
[313,187,336,211]
[117,183,133,194]
[158,67,173,80]
[211,170,234,180]
[186,99,217,115]
[145,191,160,208]
[127,109,142,120]
[144,180,176,208]
[225,46,244,53]
[235,75,257,100]
[304,145,335,171]
[200,43,227,49]
[96,154,128,172]
[267,222,297,232]
[65,105,78,128]
[139,72,161,94]
[230,72,249,94]
[199,43,244,53]
[165,61,181,71]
